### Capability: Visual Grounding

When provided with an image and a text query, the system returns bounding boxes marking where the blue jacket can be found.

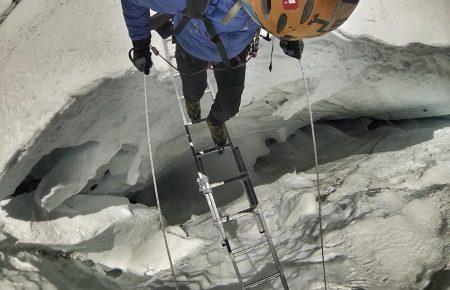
[121,0,259,62]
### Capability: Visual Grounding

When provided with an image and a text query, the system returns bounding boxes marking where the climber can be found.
[120,0,359,148]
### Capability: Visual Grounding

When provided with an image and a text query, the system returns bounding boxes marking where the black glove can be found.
[130,37,153,75]
[280,39,304,60]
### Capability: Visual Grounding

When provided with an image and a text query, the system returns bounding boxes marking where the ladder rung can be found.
[234,240,269,257]
[245,272,280,289]
[165,38,288,289]
[196,144,231,158]
[221,207,255,223]
[210,172,249,188]
[186,118,207,126]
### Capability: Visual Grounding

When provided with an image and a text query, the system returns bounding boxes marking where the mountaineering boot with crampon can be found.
[186,101,201,123]
[207,117,227,150]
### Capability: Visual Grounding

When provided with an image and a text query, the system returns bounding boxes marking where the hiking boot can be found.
[207,117,227,148]
[185,101,201,123]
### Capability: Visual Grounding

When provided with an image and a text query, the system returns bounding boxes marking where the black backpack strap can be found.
[172,0,231,68]
[174,0,210,35]
[184,0,210,18]
[150,13,174,39]
[173,16,190,36]
[202,17,231,68]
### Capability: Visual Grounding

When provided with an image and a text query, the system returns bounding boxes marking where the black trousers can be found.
[175,44,249,125]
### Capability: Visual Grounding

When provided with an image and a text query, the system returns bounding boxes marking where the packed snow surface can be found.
[0,0,449,290]
[0,0,11,16]
[1,118,449,289]
[340,0,450,46]
[1,0,449,210]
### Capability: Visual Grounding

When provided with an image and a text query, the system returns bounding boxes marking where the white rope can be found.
[142,75,179,289]
[299,60,328,290]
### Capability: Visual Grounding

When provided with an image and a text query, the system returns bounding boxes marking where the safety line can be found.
[150,45,252,77]
[299,60,328,290]
[142,75,179,289]
[0,0,21,25]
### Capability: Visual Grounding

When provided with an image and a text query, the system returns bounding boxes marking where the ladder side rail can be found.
[162,37,230,249]
[232,146,259,207]
[197,151,245,288]
[204,77,258,208]
[183,125,204,171]
[204,58,288,289]
[162,38,231,253]
[163,38,288,289]
[253,207,289,290]
[196,158,226,230]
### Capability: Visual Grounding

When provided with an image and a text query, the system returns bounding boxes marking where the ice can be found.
[0,192,204,278]
[1,0,449,210]
[0,0,449,289]
[340,0,450,47]
[0,0,11,16]
[199,120,449,290]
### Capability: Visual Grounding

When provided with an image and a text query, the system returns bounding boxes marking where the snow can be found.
[0,0,449,289]
[1,118,449,289]
[0,0,11,16]
[0,192,204,277]
[340,0,450,47]
[1,0,449,210]
[166,119,450,289]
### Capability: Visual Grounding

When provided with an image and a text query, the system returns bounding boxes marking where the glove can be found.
[280,39,304,60]
[130,37,153,75]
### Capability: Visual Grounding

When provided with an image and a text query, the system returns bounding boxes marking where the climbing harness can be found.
[299,60,328,289]
[144,25,262,77]
[163,37,290,289]
[148,45,253,77]
[142,75,179,290]
[249,28,261,58]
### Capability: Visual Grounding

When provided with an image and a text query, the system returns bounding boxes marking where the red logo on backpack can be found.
[283,0,299,10]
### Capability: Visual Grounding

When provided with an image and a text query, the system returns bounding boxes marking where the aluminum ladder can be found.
[162,38,289,290]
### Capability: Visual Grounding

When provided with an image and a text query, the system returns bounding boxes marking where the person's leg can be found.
[175,44,208,121]
[208,47,250,125]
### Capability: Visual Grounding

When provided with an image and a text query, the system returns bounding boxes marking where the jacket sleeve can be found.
[121,0,153,41]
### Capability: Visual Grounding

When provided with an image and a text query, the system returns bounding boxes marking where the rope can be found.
[0,0,21,25]
[298,60,328,290]
[149,45,253,77]
[142,75,179,289]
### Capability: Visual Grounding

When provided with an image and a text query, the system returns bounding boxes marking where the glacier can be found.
[0,0,449,289]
